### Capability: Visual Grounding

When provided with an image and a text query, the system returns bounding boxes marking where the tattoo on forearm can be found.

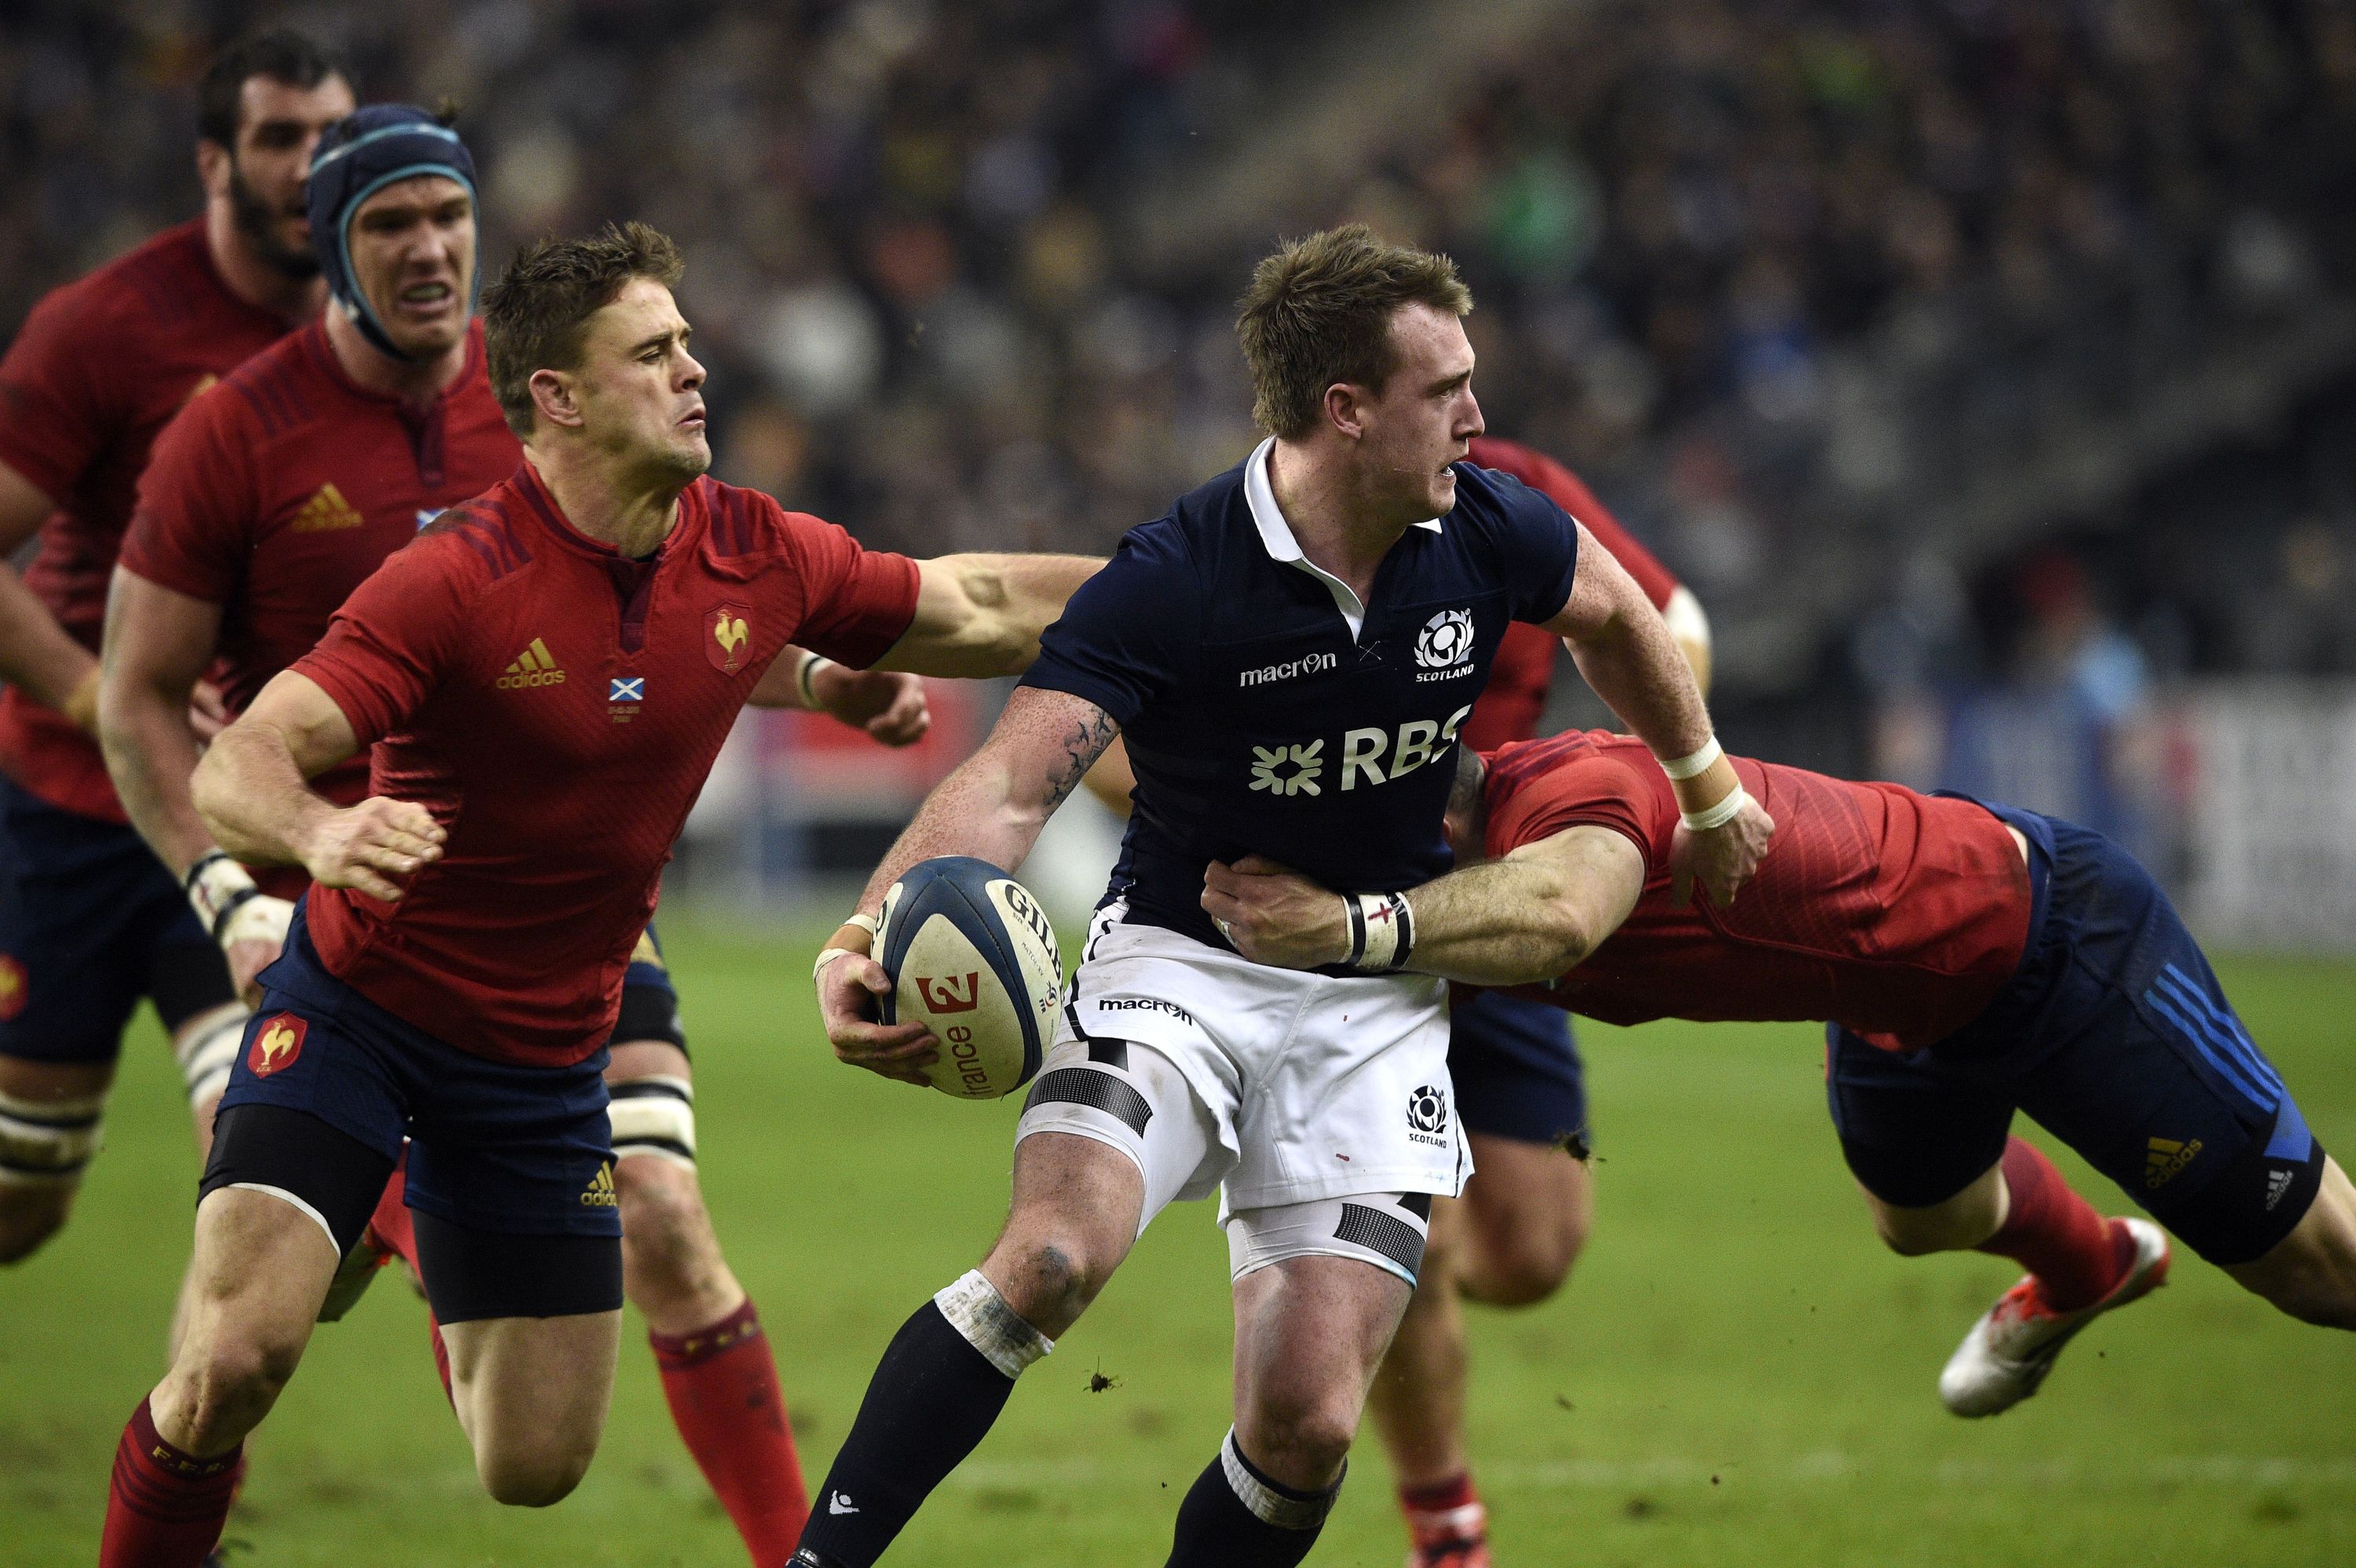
[1043,707,1119,812]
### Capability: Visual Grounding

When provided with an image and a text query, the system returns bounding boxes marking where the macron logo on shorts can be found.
[248,1014,306,1077]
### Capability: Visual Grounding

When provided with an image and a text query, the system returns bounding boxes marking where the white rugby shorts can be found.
[1013,905,1467,1228]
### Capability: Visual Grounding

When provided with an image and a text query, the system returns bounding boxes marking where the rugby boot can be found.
[1939,1216,2170,1416]
[1403,1495,1491,1568]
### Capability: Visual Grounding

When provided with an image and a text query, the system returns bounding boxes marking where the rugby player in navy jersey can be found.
[799,226,1772,1568]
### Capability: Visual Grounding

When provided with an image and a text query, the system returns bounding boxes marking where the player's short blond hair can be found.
[1235,225,1473,440]
[482,221,685,437]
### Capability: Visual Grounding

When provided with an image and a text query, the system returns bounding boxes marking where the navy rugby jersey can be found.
[1023,437,1582,949]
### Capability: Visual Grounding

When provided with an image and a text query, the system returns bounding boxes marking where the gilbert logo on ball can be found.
[875,857,1064,1099]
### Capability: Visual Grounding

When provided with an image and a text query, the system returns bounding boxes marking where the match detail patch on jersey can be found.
[497,638,566,689]
[290,482,365,533]
[248,1013,306,1078]
[707,604,752,673]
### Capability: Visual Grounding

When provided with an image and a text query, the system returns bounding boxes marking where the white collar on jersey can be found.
[1243,436,1443,642]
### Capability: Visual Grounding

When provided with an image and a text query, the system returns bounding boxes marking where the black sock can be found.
[1165,1430,1344,1567]
[792,1285,1039,1567]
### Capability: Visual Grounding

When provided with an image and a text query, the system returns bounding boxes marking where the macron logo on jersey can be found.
[497,638,567,689]
[1239,651,1339,688]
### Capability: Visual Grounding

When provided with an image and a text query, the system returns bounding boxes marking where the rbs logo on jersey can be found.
[1247,704,1473,797]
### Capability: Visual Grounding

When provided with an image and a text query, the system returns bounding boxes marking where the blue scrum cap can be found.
[306,105,479,360]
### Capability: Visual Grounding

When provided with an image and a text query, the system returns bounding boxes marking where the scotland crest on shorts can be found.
[1406,1084,1450,1134]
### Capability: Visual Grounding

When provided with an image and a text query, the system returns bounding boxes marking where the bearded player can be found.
[0,31,350,1262]
[94,221,1096,1568]
[1206,733,2356,1436]
[1084,434,1711,1566]
[796,227,1769,1568]
[98,111,921,1566]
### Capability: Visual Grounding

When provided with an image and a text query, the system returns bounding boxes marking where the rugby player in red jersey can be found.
[99,111,920,1566]
[1377,434,1709,1568]
[1207,733,2356,1429]
[0,32,349,1263]
[95,220,1097,1568]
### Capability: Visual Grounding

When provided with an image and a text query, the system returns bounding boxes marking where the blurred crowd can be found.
[6,0,2356,705]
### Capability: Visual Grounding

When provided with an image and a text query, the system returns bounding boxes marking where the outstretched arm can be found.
[1202,825,1646,986]
[815,685,1119,1083]
[1546,532,1770,905]
[192,671,444,904]
[873,554,1101,678]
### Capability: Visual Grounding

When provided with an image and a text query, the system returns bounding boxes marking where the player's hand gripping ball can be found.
[875,857,1064,1099]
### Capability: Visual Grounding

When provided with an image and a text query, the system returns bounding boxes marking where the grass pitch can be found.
[4,919,2350,1567]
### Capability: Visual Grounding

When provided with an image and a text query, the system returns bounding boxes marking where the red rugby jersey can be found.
[122,320,520,814]
[1482,731,2032,1052]
[289,463,920,1065]
[0,219,296,820]
[1461,436,1680,753]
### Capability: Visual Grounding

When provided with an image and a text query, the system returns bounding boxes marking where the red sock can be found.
[100,1398,242,1568]
[1980,1138,2132,1310]
[649,1299,808,1565]
[366,1153,417,1274]
[1400,1472,1478,1514]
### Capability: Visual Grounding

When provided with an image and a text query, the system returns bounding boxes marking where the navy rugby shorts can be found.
[1449,986,1590,1153]
[1828,802,2324,1266]
[0,777,234,1063]
[211,906,620,1242]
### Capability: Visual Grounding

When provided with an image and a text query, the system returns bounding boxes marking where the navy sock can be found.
[790,1292,1030,1567]
[1165,1431,1343,1567]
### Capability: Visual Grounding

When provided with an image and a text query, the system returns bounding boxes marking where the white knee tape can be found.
[174,1004,248,1108]
[0,1087,107,1187]
[934,1268,1054,1379]
[608,1074,696,1168]
[1220,1429,1342,1530]
[1224,1192,1432,1286]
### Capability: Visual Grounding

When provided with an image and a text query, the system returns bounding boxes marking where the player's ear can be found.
[528,367,585,432]
[1323,380,1366,442]
[196,139,232,200]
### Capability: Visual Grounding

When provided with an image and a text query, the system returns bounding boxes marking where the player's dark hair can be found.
[481,222,687,438]
[1236,224,1473,440]
[197,29,354,148]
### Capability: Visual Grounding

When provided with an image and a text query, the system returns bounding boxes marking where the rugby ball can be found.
[875,857,1063,1099]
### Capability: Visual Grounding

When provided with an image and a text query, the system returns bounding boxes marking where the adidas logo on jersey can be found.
[291,482,365,532]
[497,638,568,689]
[2266,1167,2295,1210]
[580,1160,617,1207]
[2145,1135,2203,1189]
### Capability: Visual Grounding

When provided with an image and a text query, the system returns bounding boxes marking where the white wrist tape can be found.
[185,851,265,949]
[1681,781,1751,833]
[220,893,294,953]
[797,653,834,709]
[1657,736,1723,780]
[1342,890,1416,974]
[812,911,882,983]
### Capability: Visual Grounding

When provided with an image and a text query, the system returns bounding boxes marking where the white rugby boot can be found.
[1939,1216,2171,1417]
